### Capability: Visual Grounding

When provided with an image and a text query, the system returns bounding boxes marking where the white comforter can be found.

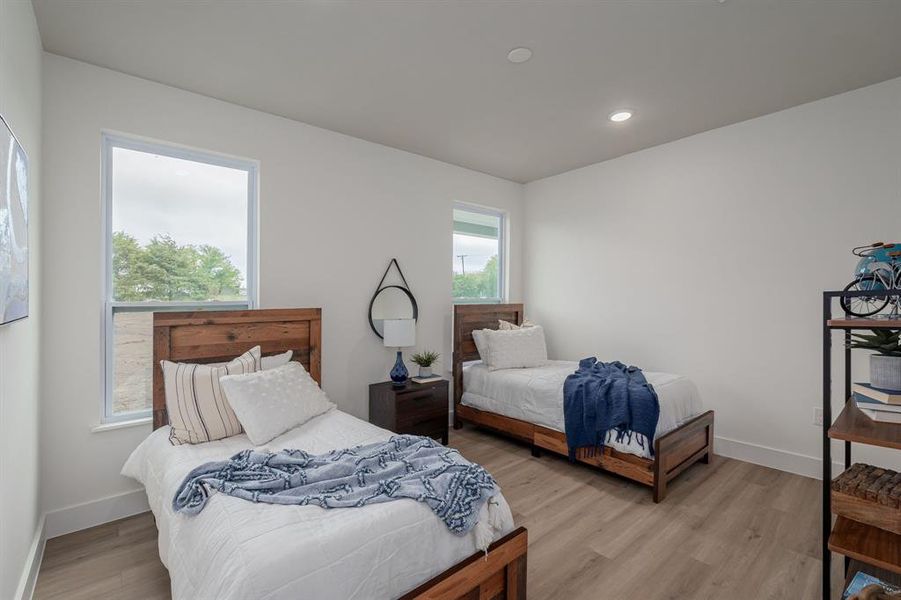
[122,409,515,600]
[462,360,703,459]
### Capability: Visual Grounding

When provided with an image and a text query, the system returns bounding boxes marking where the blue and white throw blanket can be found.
[563,358,660,459]
[173,435,498,537]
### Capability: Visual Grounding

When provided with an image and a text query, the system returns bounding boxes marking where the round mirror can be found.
[369,285,418,338]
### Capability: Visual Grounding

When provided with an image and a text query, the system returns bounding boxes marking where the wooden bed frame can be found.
[151,308,527,600]
[452,303,715,503]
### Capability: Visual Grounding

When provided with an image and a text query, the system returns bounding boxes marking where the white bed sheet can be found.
[122,408,514,600]
[461,360,702,458]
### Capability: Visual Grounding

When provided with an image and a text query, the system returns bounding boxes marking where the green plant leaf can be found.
[850,329,901,355]
[410,350,440,367]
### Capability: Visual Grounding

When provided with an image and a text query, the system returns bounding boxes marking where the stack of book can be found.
[853,383,901,423]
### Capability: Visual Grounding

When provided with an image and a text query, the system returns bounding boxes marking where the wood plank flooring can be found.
[34,426,840,599]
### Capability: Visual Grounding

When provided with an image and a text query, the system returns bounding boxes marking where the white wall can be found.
[524,76,901,478]
[0,1,43,597]
[40,54,523,530]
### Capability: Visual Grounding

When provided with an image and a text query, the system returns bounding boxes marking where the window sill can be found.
[92,416,152,433]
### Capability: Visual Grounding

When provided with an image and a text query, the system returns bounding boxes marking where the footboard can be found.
[653,410,714,502]
[399,527,528,600]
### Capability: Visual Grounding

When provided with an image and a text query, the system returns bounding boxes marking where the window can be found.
[102,135,257,422]
[452,204,505,303]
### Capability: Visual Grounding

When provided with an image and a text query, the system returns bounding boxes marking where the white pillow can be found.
[210,350,292,370]
[262,350,293,370]
[471,329,491,363]
[498,319,535,330]
[483,326,548,371]
[162,346,261,445]
[220,362,335,445]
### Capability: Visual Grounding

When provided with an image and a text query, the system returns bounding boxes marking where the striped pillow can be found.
[162,346,261,445]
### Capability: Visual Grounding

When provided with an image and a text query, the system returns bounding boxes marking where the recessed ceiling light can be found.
[507,47,532,64]
[608,110,633,123]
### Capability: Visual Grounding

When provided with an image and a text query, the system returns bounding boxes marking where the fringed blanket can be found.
[563,358,660,459]
[173,435,500,541]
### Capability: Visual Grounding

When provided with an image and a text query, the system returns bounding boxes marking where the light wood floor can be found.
[34,426,840,599]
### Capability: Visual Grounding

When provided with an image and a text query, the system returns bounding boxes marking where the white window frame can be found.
[100,134,259,423]
[452,202,506,304]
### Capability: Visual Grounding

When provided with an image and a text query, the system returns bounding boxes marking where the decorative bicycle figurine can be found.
[841,242,901,317]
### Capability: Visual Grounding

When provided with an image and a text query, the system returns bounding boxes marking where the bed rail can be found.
[399,527,528,600]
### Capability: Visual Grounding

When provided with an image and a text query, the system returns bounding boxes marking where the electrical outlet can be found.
[813,407,824,427]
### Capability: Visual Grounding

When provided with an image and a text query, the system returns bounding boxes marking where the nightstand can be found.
[369,379,449,445]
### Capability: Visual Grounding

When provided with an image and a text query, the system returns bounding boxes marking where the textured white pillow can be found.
[483,326,548,371]
[220,362,335,445]
[471,329,491,363]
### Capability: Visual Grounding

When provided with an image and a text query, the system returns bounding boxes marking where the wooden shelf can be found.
[829,403,901,450]
[829,517,901,575]
[822,293,901,600]
[828,318,901,329]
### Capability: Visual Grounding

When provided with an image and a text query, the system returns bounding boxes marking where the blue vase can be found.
[390,351,408,387]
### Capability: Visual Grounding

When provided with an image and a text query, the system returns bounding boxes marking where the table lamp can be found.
[383,318,415,387]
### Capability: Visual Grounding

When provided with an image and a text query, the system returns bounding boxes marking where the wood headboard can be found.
[452,303,524,407]
[152,308,322,429]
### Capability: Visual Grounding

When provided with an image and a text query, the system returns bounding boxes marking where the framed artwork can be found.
[0,114,28,325]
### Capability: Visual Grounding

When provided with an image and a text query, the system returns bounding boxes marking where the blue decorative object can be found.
[390,350,408,386]
[841,242,901,317]
[383,318,415,387]
[852,242,901,279]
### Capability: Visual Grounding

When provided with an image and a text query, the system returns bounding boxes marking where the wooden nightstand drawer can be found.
[369,379,449,445]
[397,390,446,426]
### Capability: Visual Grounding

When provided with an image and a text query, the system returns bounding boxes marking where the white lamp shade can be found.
[383,318,416,348]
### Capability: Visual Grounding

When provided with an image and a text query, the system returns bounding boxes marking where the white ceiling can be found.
[32,1,901,183]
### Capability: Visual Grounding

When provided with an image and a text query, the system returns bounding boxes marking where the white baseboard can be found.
[14,515,45,600]
[44,488,149,539]
[714,435,841,480]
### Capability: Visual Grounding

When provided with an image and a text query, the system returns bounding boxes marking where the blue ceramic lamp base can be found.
[390,350,408,387]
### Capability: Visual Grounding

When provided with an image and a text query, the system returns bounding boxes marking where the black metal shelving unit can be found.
[822,289,901,600]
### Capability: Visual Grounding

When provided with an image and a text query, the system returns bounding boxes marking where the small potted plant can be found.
[410,350,440,378]
[849,329,901,391]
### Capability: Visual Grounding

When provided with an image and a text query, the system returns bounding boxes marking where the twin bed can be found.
[124,308,527,600]
[124,304,713,599]
[452,303,715,502]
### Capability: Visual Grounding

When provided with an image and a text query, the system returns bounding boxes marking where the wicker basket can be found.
[832,463,901,535]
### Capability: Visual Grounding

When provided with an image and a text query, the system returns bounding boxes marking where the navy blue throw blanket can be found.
[563,358,660,459]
